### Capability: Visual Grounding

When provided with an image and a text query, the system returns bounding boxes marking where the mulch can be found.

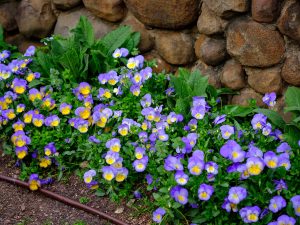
[0,154,151,225]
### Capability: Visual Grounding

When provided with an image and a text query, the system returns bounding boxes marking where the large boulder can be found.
[196,37,227,66]
[0,1,19,31]
[83,0,126,22]
[281,50,300,86]
[203,0,249,18]
[251,0,280,23]
[53,0,82,10]
[16,0,57,38]
[154,31,195,65]
[245,66,282,94]
[231,88,264,107]
[277,0,300,42]
[54,7,115,39]
[220,59,246,90]
[121,12,154,53]
[226,18,285,67]
[192,60,222,88]
[124,0,200,29]
[197,3,228,35]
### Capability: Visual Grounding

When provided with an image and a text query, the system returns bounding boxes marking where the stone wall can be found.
[1,0,300,110]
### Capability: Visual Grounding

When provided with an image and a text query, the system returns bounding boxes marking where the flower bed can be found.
[1,18,300,225]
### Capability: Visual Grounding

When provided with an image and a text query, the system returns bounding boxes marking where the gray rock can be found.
[54,7,115,39]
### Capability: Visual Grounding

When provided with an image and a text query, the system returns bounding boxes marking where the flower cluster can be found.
[1,44,299,225]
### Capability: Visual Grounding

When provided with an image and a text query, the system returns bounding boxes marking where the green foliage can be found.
[285,87,300,126]
[79,197,90,204]
[170,68,208,115]
[1,19,300,225]
[30,16,140,85]
[282,86,300,147]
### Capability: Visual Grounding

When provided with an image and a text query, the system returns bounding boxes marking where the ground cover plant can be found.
[1,17,300,225]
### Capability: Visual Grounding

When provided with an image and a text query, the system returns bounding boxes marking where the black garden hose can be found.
[0,174,129,225]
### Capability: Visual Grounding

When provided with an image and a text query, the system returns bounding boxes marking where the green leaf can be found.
[217,88,238,95]
[293,116,300,123]
[177,68,190,81]
[123,32,140,52]
[159,187,169,193]
[284,106,300,113]
[170,75,191,99]
[153,193,161,201]
[261,213,273,224]
[28,79,44,88]
[188,69,208,97]
[34,50,55,76]
[223,105,253,117]
[285,87,300,109]
[59,48,81,79]
[206,85,218,99]
[175,97,190,115]
[95,190,106,197]
[62,151,76,156]
[70,16,95,48]
[98,26,132,55]
[284,124,300,148]
[233,119,242,131]
[253,108,285,129]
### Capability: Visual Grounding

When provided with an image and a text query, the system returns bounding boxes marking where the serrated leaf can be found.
[170,75,192,99]
[59,48,81,79]
[70,16,94,48]
[98,26,132,55]
[188,69,208,97]
[175,97,190,115]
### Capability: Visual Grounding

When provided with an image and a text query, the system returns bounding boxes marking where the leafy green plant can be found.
[170,68,208,115]
[79,197,90,204]
[30,16,140,85]
[1,17,300,225]
[283,87,300,147]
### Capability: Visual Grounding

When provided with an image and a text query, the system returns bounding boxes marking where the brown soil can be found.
[0,155,151,225]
